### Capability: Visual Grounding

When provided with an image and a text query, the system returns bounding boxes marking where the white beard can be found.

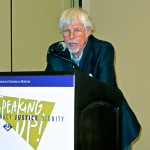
[68,47,80,54]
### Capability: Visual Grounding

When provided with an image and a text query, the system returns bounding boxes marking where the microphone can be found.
[49,42,66,53]
[48,41,79,69]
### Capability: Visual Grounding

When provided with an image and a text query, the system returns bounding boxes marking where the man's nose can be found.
[69,32,76,38]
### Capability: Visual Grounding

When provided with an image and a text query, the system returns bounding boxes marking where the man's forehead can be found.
[63,23,84,29]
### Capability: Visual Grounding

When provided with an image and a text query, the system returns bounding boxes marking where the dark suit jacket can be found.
[46,35,117,86]
[45,35,141,149]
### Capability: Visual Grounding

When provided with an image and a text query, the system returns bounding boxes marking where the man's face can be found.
[62,23,90,54]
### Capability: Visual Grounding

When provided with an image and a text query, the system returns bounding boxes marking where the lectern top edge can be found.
[0,70,75,76]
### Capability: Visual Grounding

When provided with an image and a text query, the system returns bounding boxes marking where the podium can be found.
[0,70,121,150]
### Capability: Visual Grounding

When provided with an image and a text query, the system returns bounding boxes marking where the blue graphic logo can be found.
[3,123,12,131]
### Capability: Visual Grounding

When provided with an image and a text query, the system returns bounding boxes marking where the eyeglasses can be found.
[61,28,86,37]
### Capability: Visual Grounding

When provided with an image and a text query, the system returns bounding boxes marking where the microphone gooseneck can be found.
[48,53,79,69]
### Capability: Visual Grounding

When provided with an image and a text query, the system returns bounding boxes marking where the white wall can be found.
[0,0,11,71]
[0,0,72,72]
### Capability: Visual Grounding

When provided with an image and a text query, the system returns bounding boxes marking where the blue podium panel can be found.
[0,72,75,150]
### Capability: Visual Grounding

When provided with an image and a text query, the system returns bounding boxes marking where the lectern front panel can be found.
[0,72,75,150]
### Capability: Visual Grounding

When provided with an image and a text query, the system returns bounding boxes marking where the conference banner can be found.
[0,73,75,150]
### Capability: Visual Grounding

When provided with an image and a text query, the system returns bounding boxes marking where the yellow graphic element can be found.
[0,96,55,150]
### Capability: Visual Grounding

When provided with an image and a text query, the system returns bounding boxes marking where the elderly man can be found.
[45,8,141,150]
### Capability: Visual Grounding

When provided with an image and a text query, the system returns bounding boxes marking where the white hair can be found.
[59,8,94,31]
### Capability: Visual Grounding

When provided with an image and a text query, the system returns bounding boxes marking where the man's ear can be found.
[86,27,91,37]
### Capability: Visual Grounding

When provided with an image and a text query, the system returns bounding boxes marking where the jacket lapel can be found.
[79,37,93,76]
